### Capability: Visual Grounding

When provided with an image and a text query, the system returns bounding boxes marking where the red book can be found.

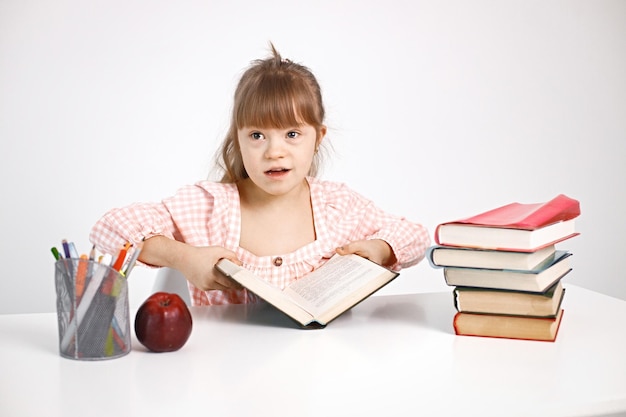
[435,195,581,252]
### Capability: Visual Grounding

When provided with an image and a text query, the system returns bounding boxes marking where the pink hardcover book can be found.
[448,194,580,229]
[434,195,581,251]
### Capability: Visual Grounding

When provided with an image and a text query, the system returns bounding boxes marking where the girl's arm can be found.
[323,181,431,270]
[335,239,397,268]
[89,201,176,257]
[89,182,242,290]
[365,214,431,270]
[140,236,241,291]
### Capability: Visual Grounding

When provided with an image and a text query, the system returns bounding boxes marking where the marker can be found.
[101,243,131,296]
[51,247,62,261]
[112,242,131,272]
[75,254,89,304]
[62,239,71,259]
[122,243,142,277]
[53,246,72,293]
[68,242,79,259]
[60,239,74,276]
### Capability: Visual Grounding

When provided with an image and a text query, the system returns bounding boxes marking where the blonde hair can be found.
[216,44,326,183]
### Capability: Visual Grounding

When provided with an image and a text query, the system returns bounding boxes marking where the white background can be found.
[1,0,624,314]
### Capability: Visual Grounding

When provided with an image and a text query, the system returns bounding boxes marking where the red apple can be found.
[134,292,193,352]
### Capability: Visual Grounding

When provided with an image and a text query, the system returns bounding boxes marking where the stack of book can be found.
[429,194,581,342]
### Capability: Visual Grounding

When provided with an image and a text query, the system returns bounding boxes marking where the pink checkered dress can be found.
[89,177,430,306]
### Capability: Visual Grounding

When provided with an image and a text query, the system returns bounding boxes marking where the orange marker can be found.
[102,242,132,296]
[111,242,131,272]
[75,254,89,304]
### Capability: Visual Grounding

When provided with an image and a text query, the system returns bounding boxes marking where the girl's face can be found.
[237,123,323,197]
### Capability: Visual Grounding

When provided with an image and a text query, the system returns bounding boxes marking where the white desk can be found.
[1,284,625,417]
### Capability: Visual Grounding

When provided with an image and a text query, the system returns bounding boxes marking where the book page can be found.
[215,259,315,326]
[216,254,397,327]
[284,254,395,317]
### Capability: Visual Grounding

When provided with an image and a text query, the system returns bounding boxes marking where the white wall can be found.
[1,0,624,314]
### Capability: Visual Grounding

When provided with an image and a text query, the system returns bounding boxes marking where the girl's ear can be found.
[317,125,327,147]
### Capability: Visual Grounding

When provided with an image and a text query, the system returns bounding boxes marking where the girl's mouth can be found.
[265,168,290,176]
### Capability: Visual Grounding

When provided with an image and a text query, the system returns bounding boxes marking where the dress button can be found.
[273,257,283,267]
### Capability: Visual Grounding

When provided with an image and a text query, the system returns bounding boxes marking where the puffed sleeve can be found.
[89,201,178,257]
[89,181,223,257]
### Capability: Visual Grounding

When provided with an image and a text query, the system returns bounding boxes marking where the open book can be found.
[215,254,399,329]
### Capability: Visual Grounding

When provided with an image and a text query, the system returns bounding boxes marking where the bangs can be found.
[234,75,321,129]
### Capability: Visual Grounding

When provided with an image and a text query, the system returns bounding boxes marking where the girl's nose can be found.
[264,138,286,158]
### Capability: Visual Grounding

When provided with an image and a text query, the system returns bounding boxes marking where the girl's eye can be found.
[287,131,299,139]
[251,132,264,140]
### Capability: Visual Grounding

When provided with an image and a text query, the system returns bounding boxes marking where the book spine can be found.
[433,224,443,245]
[425,246,442,269]
[452,311,564,342]
[452,288,460,312]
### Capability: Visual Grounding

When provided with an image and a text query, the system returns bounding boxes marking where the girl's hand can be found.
[140,236,242,291]
[179,246,243,291]
[335,239,397,267]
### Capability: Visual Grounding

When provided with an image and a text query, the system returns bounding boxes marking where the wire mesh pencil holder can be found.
[54,259,131,360]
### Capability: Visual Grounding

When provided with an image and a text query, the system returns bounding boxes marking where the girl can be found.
[90,45,431,306]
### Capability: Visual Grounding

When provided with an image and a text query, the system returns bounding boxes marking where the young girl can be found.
[89,45,431,306]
